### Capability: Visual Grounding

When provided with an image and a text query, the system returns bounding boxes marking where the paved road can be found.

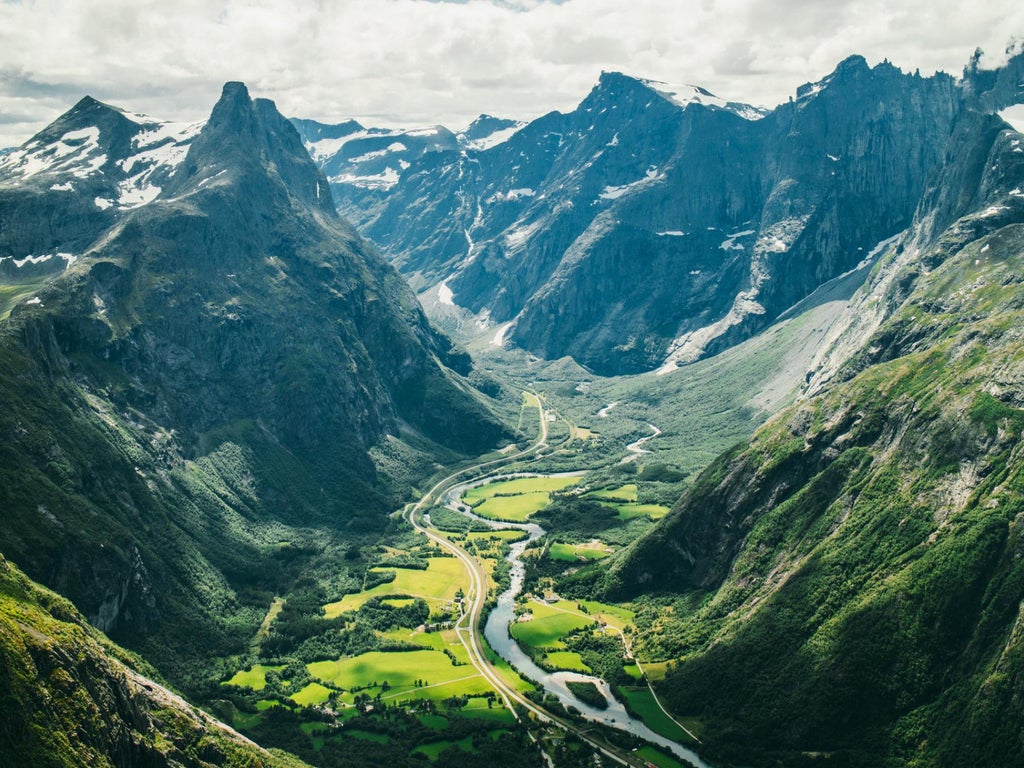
[403,393,667,768]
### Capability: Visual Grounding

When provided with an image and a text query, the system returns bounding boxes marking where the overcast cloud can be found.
[0,0,1021,146]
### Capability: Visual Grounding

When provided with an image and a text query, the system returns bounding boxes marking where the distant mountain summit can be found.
[0,96,201,282]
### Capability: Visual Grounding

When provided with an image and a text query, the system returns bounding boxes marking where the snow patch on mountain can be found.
[1,252,77,270]
[488,187,535,203]
[642,79,767,120]
[437,281,455,306]
[492,321,514,347]
[462,122,527,151]
[720,229,755,251]
[505,219,543,248]
[0,126,105,179]
[756,216,810,255]
[658,290,767,374]
[600,168,663,200]
[330,167,401,190]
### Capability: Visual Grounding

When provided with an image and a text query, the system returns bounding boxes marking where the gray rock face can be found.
[306,58,969,375]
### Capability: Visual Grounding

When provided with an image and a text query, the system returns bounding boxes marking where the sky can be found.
[0,0,1021,146]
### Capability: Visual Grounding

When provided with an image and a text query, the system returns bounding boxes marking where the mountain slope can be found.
[305,59,960,375]
[0,554,311,768]
[602,70,1024,766]
[0,83,507,686]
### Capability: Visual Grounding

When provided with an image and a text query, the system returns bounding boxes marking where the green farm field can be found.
[576,599,635,631]
[307,649,492,702]
[617,686,696,743]
[222,664,284,691]
[510,600,594,648]
[549,541,612,561]
[290,682,333,706]
[543,650,591,672]
[324,557,466,616]
[464,475,581,521]
[585,484,638,502]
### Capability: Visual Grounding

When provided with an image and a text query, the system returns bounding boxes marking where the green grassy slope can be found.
[0,553,311,768]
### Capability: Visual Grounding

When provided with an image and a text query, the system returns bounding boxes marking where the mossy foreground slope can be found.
[0,554,310,768]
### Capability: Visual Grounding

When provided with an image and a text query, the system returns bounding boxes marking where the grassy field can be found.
[576,599,635,631]
[222,663,284,691]
[290,682,334,706]
[543,650,591,672]
[464,476,581,522]
[585,484,638,502]
[254,596,285,646]
[581,483,669,519]
[255,699,291,711]
[618,686,695,743]
[483,646,536,694]
[0,282,46,321]
[612,502,671,520]
[623,662,643,680]
[639,660,672,681]
[511,600,594,648]
[307,649,491,701]
[549,541,612,561]
[324,557,466,616]
[635,745,691,768]
[473,492,552,520]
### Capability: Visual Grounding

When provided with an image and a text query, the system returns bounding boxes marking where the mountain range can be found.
[298,57,976,376]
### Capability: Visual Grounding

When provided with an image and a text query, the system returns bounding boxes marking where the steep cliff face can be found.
[0,83,507,681]
[0,555,311,768]
[606,89,1024,766]
[304,57,963,374]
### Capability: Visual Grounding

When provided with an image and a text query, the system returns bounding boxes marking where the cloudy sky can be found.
[0,0,1021,146]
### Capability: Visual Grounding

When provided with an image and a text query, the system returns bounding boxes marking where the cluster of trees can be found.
[564,630,632,686]
[242,698,542,768]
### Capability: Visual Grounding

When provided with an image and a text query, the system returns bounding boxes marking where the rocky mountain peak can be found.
[164,81,334,215]
[587,70,658,108]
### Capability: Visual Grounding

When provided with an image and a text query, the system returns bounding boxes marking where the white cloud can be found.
[0,0,1021,147]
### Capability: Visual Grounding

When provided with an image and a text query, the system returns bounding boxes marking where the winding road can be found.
[403,393,702,768]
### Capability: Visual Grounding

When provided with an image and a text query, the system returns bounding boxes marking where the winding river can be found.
[444,476,711,768]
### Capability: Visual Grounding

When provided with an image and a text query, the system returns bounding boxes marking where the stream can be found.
[619,424,662,464]
[444,475,711,768]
